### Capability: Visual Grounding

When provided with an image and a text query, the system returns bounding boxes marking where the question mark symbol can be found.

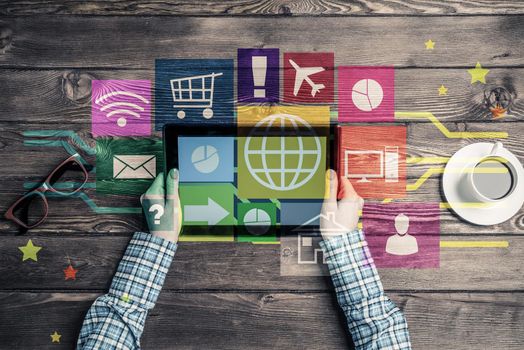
[149,204,165,225]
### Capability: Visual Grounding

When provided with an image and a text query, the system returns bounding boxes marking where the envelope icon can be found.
[113,155,156,179]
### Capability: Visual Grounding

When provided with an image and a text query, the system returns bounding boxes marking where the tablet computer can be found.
[163,113,336,241]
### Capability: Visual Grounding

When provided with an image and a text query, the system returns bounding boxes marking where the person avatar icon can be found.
[385,213,418,256]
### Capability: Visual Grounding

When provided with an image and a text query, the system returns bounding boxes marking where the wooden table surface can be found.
[1,1,523,349]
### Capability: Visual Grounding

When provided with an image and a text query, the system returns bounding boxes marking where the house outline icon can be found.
[292,212,349,265]
[292,212,349,233]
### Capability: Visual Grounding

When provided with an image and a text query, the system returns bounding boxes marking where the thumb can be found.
[145,172,165,197]
[324,169,338,203]
[166,168,179,199]
[338,175,360,201]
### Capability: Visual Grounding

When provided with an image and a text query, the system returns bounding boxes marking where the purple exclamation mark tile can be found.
[238,48,279,103]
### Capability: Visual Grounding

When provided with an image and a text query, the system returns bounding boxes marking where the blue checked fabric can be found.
[320,230,412,350]
[77,232,177,350]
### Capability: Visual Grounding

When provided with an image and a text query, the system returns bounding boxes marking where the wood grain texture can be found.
[1,176,522,236]
[0,6,523,349]
[0,118,522,235]
[0,234,522,291]
[1,0,524,16]
[0,292,523,349]
[1,67,523,125]
[1,120,523,177]
[0,16,522,68]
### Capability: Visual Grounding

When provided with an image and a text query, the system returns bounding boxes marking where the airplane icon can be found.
[289,59,326,97]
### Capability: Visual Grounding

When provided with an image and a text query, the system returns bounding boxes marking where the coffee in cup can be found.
[466,142,518,202]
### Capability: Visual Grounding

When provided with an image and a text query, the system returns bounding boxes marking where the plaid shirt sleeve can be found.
[319,229,412,350]
[77,232,177,350]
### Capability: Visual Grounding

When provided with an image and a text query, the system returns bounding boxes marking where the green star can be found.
[18,239,42,262]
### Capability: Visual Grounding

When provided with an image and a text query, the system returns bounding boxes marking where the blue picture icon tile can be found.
[178,136,235,182]
[280,201,323,226]
[155,59,234,129]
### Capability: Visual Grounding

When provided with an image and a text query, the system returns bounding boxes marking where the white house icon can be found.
[292,212,349,233]
[292,212,349,265]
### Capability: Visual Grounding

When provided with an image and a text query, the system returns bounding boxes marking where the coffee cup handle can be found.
[490,142,503,156]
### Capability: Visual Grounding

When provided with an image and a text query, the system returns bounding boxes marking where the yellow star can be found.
[468,62,489,84]
[425,39,435,50]
[438,85,448,96]
[121,293,130,303]
[18,239,42,262]
[50,331,61,343]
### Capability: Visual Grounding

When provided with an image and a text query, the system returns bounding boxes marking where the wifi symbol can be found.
[95,90,150,127]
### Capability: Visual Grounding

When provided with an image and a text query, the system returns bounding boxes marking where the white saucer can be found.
[442,142,524,226]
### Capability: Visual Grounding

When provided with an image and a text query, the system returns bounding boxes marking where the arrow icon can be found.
[183,198,230,225]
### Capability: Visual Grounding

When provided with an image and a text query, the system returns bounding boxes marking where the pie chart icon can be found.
[243,208,271,235]
[191,145,220,174]
[351,79,384,112]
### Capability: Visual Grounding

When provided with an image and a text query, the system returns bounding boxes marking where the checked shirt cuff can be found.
[319,229,384,305]
[109,232,177,310]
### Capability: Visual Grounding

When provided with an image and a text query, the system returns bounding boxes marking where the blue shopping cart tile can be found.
[155,59,234,128]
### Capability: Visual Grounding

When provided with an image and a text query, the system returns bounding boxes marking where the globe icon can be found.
[244,113,322,191]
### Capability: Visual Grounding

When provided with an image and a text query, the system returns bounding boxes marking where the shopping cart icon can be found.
[170,72,223,119]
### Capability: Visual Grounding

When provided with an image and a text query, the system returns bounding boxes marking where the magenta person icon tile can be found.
[92,80,151,137]
[362,202,440,268]
[238,48,279,103]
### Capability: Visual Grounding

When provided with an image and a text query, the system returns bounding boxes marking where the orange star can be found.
[64,264,78,280]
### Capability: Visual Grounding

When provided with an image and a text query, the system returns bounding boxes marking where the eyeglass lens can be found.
[10,192,48,228]
[48,159,88,194]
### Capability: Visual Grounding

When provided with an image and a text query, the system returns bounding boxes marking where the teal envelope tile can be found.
[96,138,163,196]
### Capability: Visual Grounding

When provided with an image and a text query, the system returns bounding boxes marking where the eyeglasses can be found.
[5,153,91,231]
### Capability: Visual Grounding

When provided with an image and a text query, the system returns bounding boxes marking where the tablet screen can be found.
[164,113,334,241]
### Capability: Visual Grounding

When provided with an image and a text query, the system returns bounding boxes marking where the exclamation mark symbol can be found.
[252,56,267,98]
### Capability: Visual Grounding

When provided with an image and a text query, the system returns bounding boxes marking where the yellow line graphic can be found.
[440,241,509,248]
[407,167,445,191]
[407,157,450,164]
[439,202,493,209]
[395,111,508,139]
[255,240,509,248]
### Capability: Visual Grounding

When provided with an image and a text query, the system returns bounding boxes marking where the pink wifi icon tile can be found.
[92,80,151,137]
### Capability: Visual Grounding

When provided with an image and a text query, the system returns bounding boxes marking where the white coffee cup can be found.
[464,142,518,203]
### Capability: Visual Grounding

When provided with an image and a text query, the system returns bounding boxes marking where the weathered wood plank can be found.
[1,119,522,235]
[1,120,522,177]
[1,0,524,16]
[0,234,522,291]
[0,292,523,349]
[1,68,523,124]
[0,173,522,235]
[0,16,522,68]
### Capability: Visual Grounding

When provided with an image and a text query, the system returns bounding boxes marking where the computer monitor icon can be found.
[344,150,384,183]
